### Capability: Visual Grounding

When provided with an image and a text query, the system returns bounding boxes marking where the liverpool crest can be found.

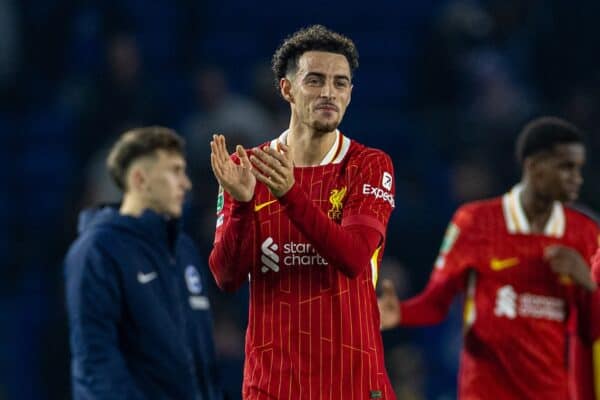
[327,187,347,220]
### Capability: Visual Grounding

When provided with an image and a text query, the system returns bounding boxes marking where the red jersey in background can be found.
[400,185,600,400]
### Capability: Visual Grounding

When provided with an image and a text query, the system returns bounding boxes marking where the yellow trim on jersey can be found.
[463,299,475,326]
[269,129,350,165]
[332,136,351,164]
[502,184,566,237]
[370,246,381,288]
[509,187,527,233]
[594,339,600,399]
[463,271,477,331]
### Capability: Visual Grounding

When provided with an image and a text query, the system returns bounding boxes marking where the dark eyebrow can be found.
[305,72,325,79]
[304,72,351,82]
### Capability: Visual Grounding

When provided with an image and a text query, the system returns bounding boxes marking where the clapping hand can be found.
[250,143,295,198]
[210,134,256,202]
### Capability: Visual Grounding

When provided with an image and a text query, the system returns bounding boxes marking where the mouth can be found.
[565,185,581,198]
[315,103,339,112]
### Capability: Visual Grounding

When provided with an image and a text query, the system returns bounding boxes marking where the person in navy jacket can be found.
[65,126,223,400]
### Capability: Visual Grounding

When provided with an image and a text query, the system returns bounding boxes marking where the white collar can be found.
[501,184,565,237]
[269,129,351,165]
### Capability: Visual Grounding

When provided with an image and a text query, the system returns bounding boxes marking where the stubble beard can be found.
[312,119,340,134]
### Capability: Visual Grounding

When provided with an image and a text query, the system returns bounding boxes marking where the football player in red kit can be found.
[379,116,600,399]
[209,25,396,399]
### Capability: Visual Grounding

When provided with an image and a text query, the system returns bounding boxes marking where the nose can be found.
[182,174,192,191]
[320,80,335,99]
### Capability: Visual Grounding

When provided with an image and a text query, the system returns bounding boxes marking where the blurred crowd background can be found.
[2,0,600,399]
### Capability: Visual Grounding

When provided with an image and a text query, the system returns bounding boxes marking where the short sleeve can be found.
[341,150,395,237]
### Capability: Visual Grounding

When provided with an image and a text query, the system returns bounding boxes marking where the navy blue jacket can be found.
[65,207,222,400]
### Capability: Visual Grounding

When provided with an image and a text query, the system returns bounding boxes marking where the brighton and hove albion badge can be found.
[327,187,347,221]
[185,265,202,294]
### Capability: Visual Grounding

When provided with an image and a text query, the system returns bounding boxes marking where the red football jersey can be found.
[400,185,600,400]
[210,131,396,399]
[593,248,600,281]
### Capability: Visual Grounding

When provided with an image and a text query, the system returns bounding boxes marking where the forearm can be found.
[209,200,254,291]
[400,277,459,326]
[279,183,381,278]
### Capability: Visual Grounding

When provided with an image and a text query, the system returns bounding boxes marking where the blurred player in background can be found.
[65,127,222,400]
[209,25,397,399]
[379,116,600,399]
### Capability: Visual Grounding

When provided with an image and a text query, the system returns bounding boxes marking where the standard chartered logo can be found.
[494,285,517,319]
[261,237,280,273]
[493,285,565,321]
[260,237,328,274]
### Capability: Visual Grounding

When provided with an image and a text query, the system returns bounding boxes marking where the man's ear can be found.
[523,155,540,174]
[523,155,545,182]
[280,77,294,103]
[127,164,148,192]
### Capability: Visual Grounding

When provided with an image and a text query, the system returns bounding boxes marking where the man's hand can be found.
[210,134,256,202]
[378,279,401,330]
[545,245,597,292]
[250,143,295,198]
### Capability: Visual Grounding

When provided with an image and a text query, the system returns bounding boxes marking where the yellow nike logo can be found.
[254,199,278,212]
[490,257,520,271]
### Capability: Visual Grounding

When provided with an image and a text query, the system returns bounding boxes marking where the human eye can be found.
[335,79,349,88]
[305,75,322,86]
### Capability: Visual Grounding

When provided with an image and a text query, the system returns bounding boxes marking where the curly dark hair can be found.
[271,25,359,90]
[107,126,185,191]
[515,116,584,165]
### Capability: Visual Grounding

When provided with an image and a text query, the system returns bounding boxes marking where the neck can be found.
[120,193,148,217]
[519,181,554,233]
[286,116,337,166]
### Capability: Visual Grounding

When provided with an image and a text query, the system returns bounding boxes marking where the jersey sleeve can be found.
[277,148,395,278]
[341,150,395,238]
[593,247,600,283]
[430,205,481,283]
[400,205,479,325]
[279,182,385,279]
[208,154,256,292]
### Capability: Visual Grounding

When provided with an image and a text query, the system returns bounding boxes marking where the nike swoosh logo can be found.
[254,199,277,212]
[490,257,520,271]
[137,271,158,284]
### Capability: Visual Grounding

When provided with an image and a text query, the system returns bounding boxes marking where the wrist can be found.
[278,182,300,204]
[231,196,254,214]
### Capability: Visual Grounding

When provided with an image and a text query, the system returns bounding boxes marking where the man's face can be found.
[286,51,352,134]
[141,150,192,218]
[529,143,585,203]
